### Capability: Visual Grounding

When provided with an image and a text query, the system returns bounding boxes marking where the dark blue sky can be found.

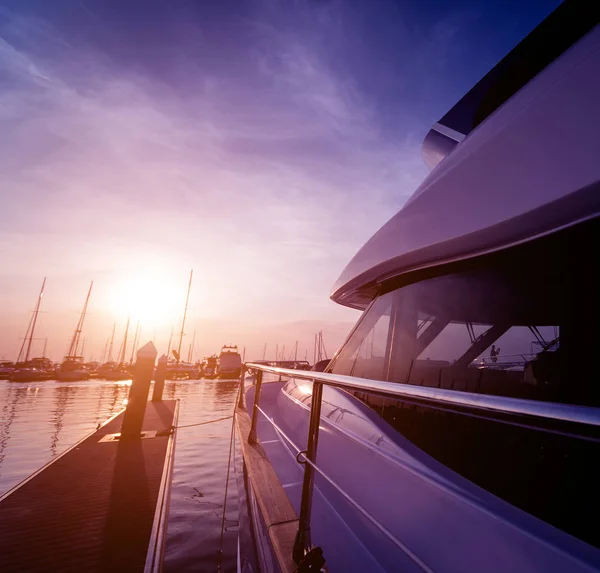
[0,0,562,359]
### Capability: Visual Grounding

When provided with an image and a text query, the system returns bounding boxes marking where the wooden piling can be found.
[121,341,157,440]
[152,354,168,402]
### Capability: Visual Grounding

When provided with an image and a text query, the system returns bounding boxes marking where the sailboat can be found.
[166,270,199,380]
[56,282,93,382]
[102,317,132,381]
[10,278,53,382]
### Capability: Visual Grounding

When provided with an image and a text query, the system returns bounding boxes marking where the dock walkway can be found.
[0,400,178,573]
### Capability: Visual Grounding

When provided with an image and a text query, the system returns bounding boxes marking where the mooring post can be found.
[121,341,157,440]
[237,364,246,409]
[152,354,168,402]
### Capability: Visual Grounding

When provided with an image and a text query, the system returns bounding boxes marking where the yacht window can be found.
[329,219,600,548]
[329,292,393,381]
[330,220,597,406]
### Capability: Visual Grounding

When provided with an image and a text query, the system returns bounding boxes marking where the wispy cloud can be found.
[0,1,434,358]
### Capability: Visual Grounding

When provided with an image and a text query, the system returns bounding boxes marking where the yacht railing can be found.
[239,362,600,565]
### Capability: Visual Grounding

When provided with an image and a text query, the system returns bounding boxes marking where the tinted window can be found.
[330,220,597,406]
[329,219,600,548]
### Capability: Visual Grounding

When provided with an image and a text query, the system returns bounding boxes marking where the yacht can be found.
[201,355,218,379]
[217,345,242,379]
[235,4,600,573]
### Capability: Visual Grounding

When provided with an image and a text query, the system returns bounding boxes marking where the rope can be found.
[217,385,239,572]
[171,415,233,430]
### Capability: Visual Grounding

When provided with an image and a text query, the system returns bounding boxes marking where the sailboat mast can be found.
[167,326,174,359]
[130,320,140,364]
[119,315,130,365]
[21,277,46,363]
[176,269,193,365]
[107,322,116,362]
[188,330,196,363]
[67,281,93,359]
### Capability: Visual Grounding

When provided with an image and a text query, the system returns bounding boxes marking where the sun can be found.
[107,273,183,329]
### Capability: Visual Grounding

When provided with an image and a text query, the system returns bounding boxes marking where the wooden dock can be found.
[0,399,178,573]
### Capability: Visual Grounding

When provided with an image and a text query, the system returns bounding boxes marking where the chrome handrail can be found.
[244,363,600,427]
[239,362,600,566]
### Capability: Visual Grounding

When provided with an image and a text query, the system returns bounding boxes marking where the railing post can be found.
[293,380,323,563]
[121,341,157,440]
[152,354,168,402]
[248,369,263,444]
[238,364,246,409]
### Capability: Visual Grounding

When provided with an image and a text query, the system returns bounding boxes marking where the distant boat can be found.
[56,282,93,382]
[98,320,133,381]
[56,357,90,382]
[201,355,218,379]
[0,361,15,380]
[165,360,199,380]
[217,344,242,379]
[101,366,132,382]
[10,278,54,382]
[170,269,194,379]
[9,368,46,383]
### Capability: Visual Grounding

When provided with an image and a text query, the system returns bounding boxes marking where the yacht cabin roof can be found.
[331,3,600,310]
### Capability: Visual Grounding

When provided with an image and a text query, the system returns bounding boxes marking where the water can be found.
[0,378,239,573]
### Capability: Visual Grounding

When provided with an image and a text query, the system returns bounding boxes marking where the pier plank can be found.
[0,400,177,573]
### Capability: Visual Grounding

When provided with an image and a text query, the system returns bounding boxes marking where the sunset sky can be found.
[0,0,560,362]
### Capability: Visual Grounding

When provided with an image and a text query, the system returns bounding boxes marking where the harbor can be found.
[0,375,241,573]
[1,1,599,572]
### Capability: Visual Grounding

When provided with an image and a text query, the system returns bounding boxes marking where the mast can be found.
[188,330,196,363]
[167,327,174,359]
[107,322,116,362]
[119,315,130,365]
[322,332,328,359]
[43,338,48,359]
[176,269,193,365]
[294,341,298,362]
[67,281,93,359]
[19,277,47,364]
[129,320,140,364]
[262,343,267,361]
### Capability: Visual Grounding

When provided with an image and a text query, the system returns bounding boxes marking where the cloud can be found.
[0,2,429,359]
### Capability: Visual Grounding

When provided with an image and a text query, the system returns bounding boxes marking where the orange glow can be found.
[106,273,183,329]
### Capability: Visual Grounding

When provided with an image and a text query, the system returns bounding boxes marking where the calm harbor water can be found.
[0,378,239,573]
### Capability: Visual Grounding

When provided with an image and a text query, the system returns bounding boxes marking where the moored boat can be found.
[9,368,46,383]
[235,4,600,572]
[56,357,90,382]
[57,282,93,382]
[217,345,242,379]
[0,361,15,380]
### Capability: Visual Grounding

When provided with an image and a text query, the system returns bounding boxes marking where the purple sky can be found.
[0,0,561,362]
